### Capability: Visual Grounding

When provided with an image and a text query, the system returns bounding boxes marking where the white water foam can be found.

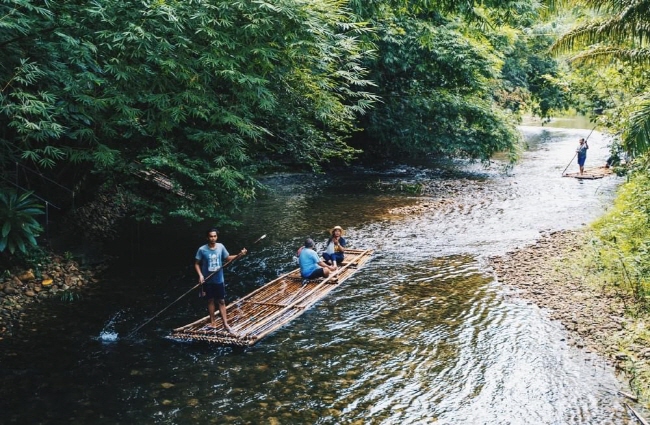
[97,312,122,343]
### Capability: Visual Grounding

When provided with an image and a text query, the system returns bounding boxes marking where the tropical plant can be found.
[550,0,650,157]
[0,189,44,254]
[590,172,650,311]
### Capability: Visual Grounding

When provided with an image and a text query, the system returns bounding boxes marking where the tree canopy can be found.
[551,0,650,159]
[0,0,564,229]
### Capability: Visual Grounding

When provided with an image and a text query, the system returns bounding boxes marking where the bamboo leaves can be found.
[0,0,563,227]
[0,0,377,223]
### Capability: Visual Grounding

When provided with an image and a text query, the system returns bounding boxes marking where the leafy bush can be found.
[590,170,650,311]
[0,189,44,255]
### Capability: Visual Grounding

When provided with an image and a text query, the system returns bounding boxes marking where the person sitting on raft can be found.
[299,238,337,280]
[323,225,346,267]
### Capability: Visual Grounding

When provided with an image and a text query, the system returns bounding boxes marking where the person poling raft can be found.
[562,124,596,177]
[561,131,615,180]
[128,232,265,337]
[194,228,247,335]
[576,137,589,175]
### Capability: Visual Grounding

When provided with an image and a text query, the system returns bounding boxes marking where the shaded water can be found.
[0,124,640,424]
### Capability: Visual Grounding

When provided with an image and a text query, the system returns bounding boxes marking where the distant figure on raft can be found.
[576,137,589,175]
[323,225,346,267]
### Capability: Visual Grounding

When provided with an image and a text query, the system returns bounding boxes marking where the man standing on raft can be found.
[195,228,246,334]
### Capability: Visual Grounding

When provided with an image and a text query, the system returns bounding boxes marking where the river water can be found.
[0,122,641,424]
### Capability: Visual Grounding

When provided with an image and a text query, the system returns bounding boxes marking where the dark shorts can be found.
[304,268,325,279]
[577,154,586,166]
[203,282,226,300]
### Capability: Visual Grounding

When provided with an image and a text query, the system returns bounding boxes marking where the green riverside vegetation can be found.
[0,0,649,406]
[550,0,650,405]
[1,0,568,231]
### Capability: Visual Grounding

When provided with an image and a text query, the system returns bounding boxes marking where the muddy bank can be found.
[488,229,650,406]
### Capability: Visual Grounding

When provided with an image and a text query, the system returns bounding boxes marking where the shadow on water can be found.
[0,124,642,424]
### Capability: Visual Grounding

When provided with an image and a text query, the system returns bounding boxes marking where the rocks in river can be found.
[0,255,103,337]
[488,229,646,376]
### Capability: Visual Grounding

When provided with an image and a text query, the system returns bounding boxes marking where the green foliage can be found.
[0,0,578,227]
[550,0,650,158]
[590,171,650,311]
[500,25,571,120]
[552,0,650,67]
[353,9,522,162]
[0,189,43,255]
[0,0,376,224]
[624,95,650,157]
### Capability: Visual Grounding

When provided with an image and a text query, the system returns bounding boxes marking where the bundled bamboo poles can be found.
[169,248,374,346]
[563,166,614,179]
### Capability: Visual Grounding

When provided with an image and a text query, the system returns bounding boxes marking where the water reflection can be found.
[0,125,639,424]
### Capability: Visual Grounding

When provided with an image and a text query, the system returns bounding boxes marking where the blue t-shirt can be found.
[195,243,229,284]
[299,248,321,278]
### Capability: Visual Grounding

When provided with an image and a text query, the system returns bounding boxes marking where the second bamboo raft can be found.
[168,248,374,347]
[563,166,614,179]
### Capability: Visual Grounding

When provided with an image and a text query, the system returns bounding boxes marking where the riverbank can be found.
[488,229,650,408]
[0,186,124,339]
[0,254,104,339]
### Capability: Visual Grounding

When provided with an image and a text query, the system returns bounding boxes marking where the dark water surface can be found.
[1,125,641,424]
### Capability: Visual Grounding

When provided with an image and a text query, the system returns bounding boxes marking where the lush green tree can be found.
[0,0,575,232]
[500,26,571,121]
[346,0,554,162]
[551,0,650,157]
[1,0,376,224]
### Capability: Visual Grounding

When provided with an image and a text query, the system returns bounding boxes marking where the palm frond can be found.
[570,46,650,66]
[551,0,650,57]
[623,95,650,157]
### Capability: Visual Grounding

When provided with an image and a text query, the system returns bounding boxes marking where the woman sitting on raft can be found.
[323,225,346,267]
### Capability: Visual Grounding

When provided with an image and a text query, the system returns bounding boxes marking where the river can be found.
[0,121,638,424]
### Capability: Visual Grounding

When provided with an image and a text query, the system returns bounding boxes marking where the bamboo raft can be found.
[563,166,614,180]
[168,248,374,347]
